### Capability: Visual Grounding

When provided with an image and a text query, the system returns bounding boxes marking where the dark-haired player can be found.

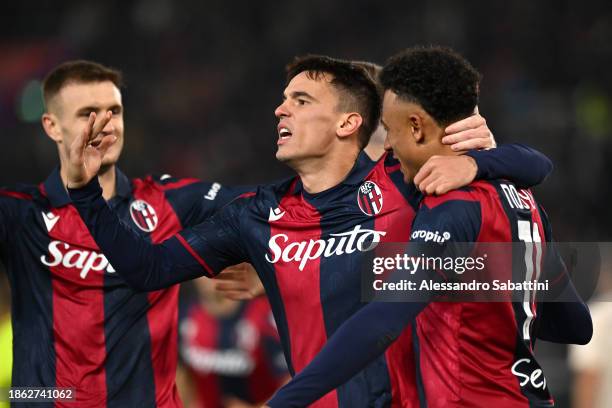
[0,61,246,407]
[64,55,554,407]
[265,47,592,408]
[2,58,503,408]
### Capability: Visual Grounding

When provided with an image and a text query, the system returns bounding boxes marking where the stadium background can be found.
[1,0,611,406]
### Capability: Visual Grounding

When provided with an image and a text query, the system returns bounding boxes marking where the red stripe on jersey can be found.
[238,192,256,199]
[175,234,214,277]
[416,182,530,407]
[133,179,183,408]
[271,184,338,408]
[421,189,478,209]
[149,176,200,191]
[385,163,401,173]
[47,206,108,407]
[369,160,420,408]
[0,189,33,200]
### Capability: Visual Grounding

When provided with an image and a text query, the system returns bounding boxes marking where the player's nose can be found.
[383,135,392,152]
[102,119,115,135]
[274,102,289,119]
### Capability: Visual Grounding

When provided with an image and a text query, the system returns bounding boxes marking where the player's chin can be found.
[275,148,292,163]
[100,152,121,169]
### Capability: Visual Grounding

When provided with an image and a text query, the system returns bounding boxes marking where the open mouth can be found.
[89,135,104,148]
[277,126,293,144]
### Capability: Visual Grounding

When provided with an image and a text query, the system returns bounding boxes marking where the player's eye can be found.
[111,107,122,115]
[297,99,308,106]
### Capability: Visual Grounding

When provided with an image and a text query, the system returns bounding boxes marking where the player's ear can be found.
[41,112,63,143]
[336,112,363,139]
[408,113,424,143]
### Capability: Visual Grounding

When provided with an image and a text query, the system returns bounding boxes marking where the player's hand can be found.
[414,155,477,195]
[442,108,496,152]
[214,263,265,300]
[66,111,116,188]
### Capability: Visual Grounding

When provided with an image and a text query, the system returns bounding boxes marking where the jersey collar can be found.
[292,151,377,195]
[42,167,132,208]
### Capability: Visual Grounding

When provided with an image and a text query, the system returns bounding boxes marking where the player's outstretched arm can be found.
[414,144,553,196]
[465,143,553,188]
[68,179,213,291]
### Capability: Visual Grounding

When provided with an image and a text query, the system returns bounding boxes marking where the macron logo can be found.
[268,207,285,222]
[42,211,60,232]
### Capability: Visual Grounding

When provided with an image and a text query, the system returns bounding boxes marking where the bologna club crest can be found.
[130,200,159,232]
[357,181,383,216]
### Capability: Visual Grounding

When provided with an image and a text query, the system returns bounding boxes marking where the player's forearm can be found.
[536,277,592,345]
[536,243,592,345]
[267,301,424,408]
[68,178,206,291]
[537,301,592,345]
[466,143,553,187]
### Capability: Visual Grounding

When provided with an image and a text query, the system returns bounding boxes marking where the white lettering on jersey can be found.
[204,183,222,201]
[511,358,547,390]
[500,184,536,211]
[40,240,116,279]
[265,225,386,271]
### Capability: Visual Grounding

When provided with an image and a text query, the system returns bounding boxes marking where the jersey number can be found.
[517,220,542,341]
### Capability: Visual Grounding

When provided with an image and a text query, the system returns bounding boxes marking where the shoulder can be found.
[232,176,297,209]
[413,184,486,242]
[132,174,201,191]
[0,183,41,206]
[420,180,497,210]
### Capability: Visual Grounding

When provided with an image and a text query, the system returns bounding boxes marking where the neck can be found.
[60,164,117,201]
[295,147,360,194]
[364,143,385,161]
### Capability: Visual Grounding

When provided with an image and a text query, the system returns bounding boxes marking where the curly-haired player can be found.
[266,47,592,408]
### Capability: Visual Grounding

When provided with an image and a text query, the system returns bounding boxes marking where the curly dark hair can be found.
[286,55,381,149]
[380,46,481,126]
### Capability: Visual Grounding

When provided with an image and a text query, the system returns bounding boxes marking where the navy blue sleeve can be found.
[466,143,553,188]
[0,194,10,244]
[267,199,481,407]
[156,175,252,227]
[534,205,592,345]
[0,190,24,246]
[68,178,248,291]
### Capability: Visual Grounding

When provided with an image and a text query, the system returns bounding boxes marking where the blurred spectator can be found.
[177,264,288,408]
[570,247,612,408]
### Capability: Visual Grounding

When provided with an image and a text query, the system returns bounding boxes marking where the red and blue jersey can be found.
[0,168,241,407]
[267,179,590,407]
[411,181,556,407]
[67,145,554,408]
[179,297,287,407]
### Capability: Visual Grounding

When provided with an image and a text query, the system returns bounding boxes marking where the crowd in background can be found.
[1,0,611,406]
